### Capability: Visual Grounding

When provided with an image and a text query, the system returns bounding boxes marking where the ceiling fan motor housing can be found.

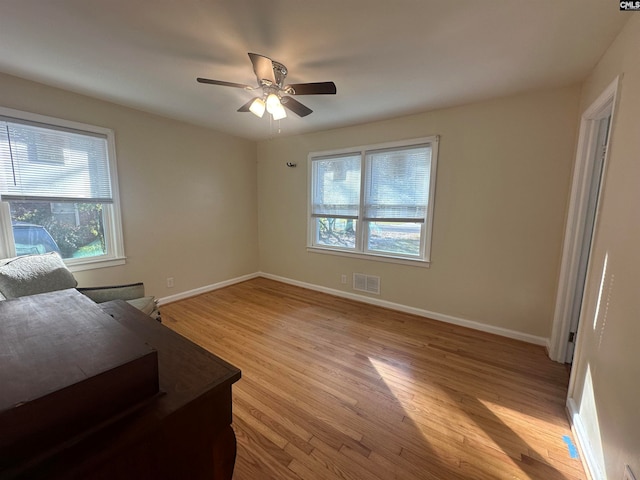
[196,53,336,118]
[270,60,288,89]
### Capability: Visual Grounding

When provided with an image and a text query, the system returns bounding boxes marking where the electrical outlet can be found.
[341,274,347,284]
[166,277,174,288]
[624,465,637,480]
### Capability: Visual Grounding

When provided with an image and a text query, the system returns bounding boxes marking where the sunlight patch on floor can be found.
[369,356,528,473]
[476,397,558,434]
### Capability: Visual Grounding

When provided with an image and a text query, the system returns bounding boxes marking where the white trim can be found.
[567,398,604,480]
[260,272,548,346]
[306,246,431,267]
[548,76,620,362]
[423,136,438,263]
[67,256,126,272]
[0,202,13,259]
[0,106,114,137]
[307,136,438,159]
[157,272,260,306]
[157,271,547,345]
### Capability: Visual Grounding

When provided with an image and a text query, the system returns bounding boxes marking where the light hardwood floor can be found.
[161,277,586,480]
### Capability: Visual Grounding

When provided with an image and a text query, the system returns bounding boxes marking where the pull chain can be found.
[4,123,17,186]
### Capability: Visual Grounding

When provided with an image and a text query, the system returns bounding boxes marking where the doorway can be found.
[548,77,618,364]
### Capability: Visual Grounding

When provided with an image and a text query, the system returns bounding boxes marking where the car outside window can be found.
[11,222,61,256]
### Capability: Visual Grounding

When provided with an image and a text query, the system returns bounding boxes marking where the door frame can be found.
[548,76,619,363]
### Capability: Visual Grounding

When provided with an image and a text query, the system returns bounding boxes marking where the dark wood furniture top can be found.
[0,290,160,466]
[0,289,241,480]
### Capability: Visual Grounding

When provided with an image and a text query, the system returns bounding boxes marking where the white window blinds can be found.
[0,117,113,203]
[311,153,361,218]
[364,144,431,222]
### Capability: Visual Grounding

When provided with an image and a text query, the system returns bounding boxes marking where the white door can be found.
[565,115,610,363]
[548,76,618,364]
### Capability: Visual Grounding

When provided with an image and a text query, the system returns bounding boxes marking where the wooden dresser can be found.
[0,289,241,480]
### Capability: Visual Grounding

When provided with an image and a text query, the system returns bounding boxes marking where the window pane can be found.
[364,145,431,220]
[311,154,361,217]
[9,200,107,259]
[0,119,112,202]
[315,218,357,249]
[366,221,422,256]
[308,136,437,263]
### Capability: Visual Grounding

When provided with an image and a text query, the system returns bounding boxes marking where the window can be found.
[0,107,125,271]
[309,136,438,265]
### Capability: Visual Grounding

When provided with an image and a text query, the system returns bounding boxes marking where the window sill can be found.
[307,246,430,268]
[66,256,126,273]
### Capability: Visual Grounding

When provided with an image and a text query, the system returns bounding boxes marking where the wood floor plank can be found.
[162,278,586,480]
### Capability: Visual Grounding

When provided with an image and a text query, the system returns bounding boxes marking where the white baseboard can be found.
[567,398,603,480]
[260,272,549,346]
[157,272,260,306]
[158,271,547,346]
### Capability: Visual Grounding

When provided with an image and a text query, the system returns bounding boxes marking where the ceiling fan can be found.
[197,53,336,120]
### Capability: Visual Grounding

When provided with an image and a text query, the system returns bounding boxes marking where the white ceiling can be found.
[0,1,628,141]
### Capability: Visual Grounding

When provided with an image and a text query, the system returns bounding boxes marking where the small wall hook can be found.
[286,162,297,167]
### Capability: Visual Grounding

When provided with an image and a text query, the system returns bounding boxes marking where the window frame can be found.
[0,106,126,272]
[307,136,438,266]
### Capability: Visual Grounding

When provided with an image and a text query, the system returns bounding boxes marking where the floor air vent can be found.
[353,273,380,295]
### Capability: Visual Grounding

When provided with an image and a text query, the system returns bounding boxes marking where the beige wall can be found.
[0,72,259,297]
[257,86,580,339]
[0,71,582,342]
[568,16,640,480]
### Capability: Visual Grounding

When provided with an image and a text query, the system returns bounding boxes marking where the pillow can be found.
[0,252,77,299]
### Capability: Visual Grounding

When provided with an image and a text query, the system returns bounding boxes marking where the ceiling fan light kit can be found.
[249,97,266,118]
[265,93,281,113]
[271,102,287,120]
[197,53,336,123]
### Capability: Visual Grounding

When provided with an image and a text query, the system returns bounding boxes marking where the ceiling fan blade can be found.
[237,97,261,112]
[248,53,276,85]
[286,82,337,95]
[281,96,313,117]
[197,78,252,89]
